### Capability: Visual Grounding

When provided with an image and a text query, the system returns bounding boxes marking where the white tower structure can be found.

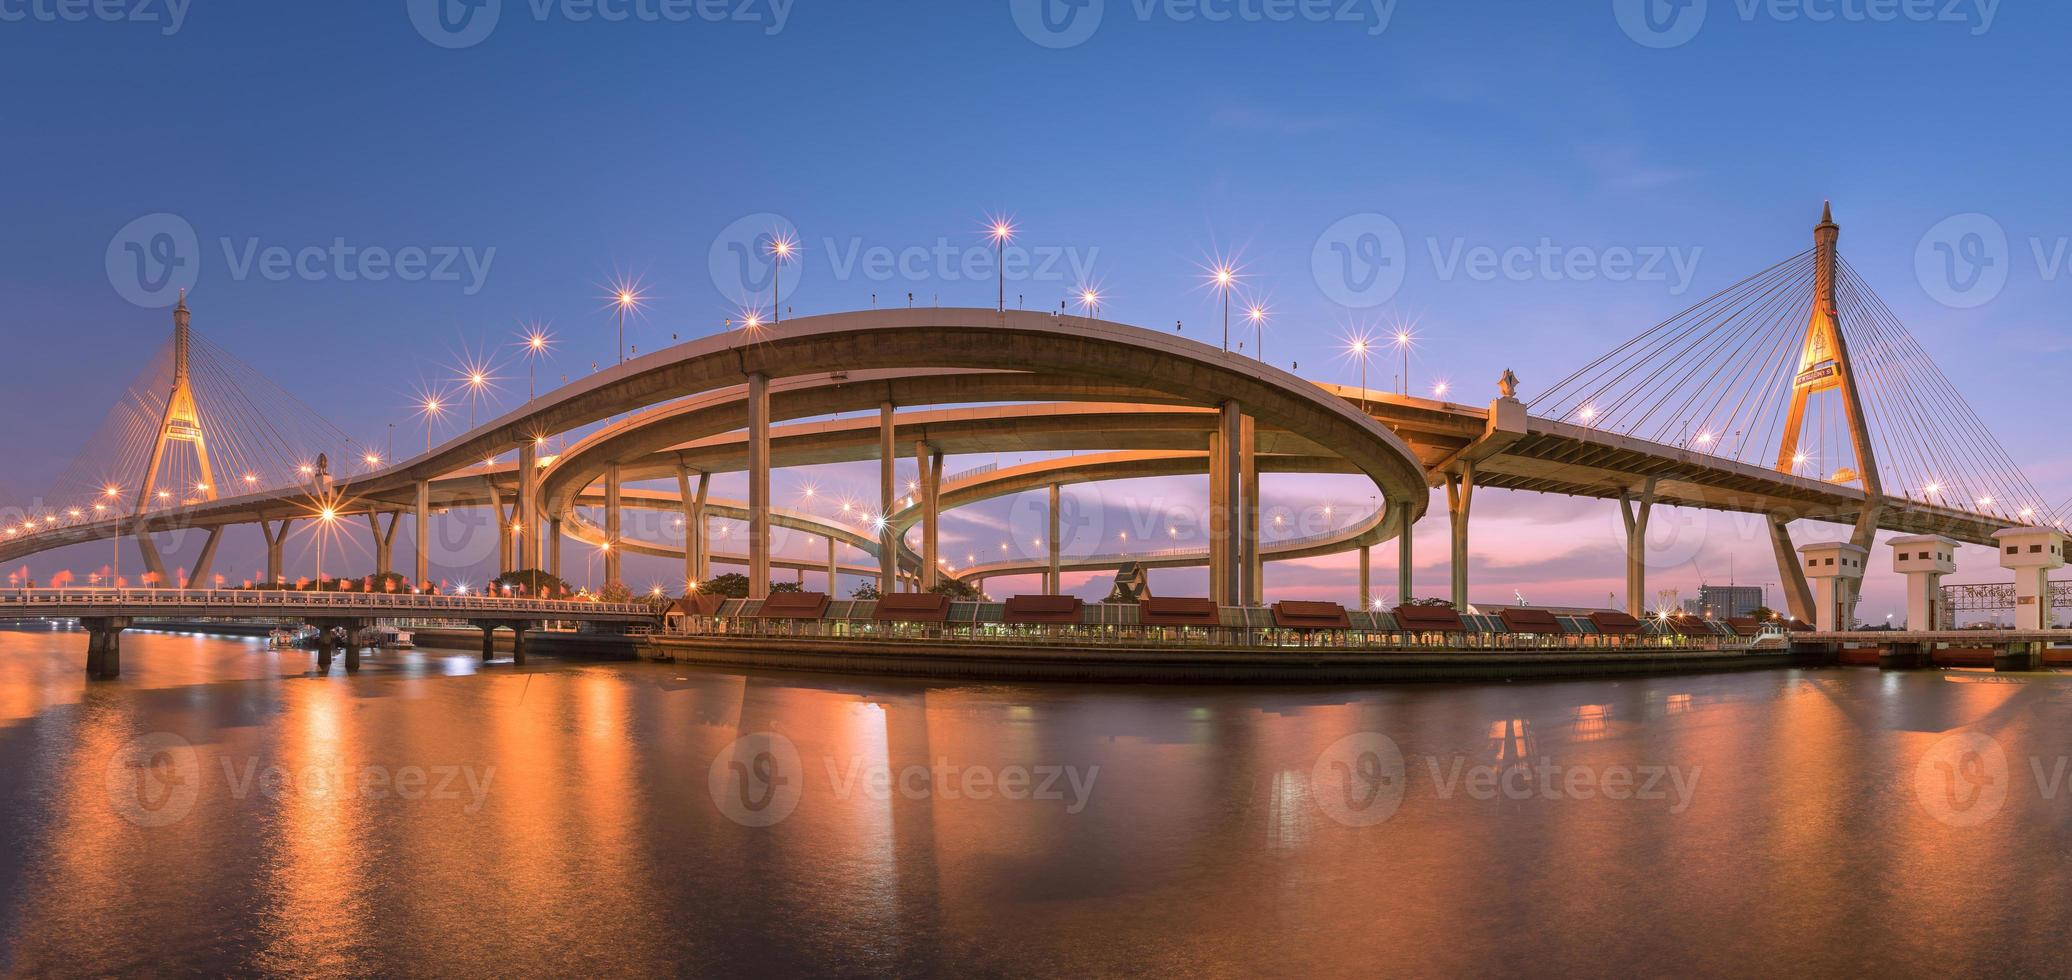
[1993,526,2065,632]
[1889,534,1957,632]
[1799,541,1868,632]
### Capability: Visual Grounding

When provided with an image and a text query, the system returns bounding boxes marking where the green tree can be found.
[598,581,634,603]
[851,582,882,600]
[928,578,981,600]
[704,573,753,599]
[769,581,804,594]
[492,569,571,598]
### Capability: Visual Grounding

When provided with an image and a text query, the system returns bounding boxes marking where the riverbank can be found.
[643,635,1799,683]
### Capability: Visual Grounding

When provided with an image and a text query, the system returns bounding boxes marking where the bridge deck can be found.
[0,589,656,623]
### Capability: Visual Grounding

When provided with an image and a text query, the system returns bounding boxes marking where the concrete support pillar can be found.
[916,440,939,590]
[604,462,623,587]
[1241,415,1260,606]
[316,629,334,671]
[1995,527,2066,632]
[1397,500,1414,608]
[136,528,169,587]
[1214,400,1243,606]
[187,526,223,589]
[495,493,513,576]
[83,617,129,680]
[1208,426,1226,603]
[344,626,362,672]
[517,441,539,570]
[1891,535,1958,632]
[478,622,497,664]
[746,372,772,600]
[677,465,707,591]
[548,519,562,579]
[1619,478,1658,619]
[262,519,293,587]
[1358,545,1372,612]
[365,513,398,578]
[510,623,528,666]
[1048,483,1063,595]
[1799,542,1868,632]
[1769,517,1816,624]
[1446,462,1476,612]
[878,401,897,596]
[414,480,430,588]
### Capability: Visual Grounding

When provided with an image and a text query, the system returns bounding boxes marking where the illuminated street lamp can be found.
[1343,333,1374,412]
[1392,328,1415,395]
[1077,286,1101,319]
[1245,301,1269,362]
[1208,262,1240,351]
[520,325,553,399]
[611,282,644,364]
[766,233,797,323]
[987,216,1015,313]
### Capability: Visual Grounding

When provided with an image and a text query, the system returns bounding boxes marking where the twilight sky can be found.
[1,0,2067,617]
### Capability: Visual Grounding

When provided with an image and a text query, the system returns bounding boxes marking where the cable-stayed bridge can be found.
[0,205,2058,675]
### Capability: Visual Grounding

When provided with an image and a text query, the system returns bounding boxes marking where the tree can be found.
[704,573,753,599]
[598,581,634,603]
[1407,597,1454,608]
[769,581,804,594]
[928,578,981,600]
[493,569,571,598]
[1748,605,1779,623]
[851,582,881,600]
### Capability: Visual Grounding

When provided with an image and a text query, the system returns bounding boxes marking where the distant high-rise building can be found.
[1694,584,1766,619]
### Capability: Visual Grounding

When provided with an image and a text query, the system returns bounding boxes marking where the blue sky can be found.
[1,0,2066,612]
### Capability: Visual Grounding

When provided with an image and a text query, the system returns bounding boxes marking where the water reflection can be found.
[0,628,2068,975]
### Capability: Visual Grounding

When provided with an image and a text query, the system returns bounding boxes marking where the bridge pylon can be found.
[1770,204,1884,623]
[131,292,219,585]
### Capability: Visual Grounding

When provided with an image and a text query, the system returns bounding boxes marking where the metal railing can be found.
[0,588,653,617]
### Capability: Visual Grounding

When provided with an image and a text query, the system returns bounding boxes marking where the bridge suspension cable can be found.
[1530,235,2052,527]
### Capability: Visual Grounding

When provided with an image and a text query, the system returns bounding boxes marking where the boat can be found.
[357,624,415,649]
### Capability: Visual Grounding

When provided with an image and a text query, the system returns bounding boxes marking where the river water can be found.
[0,626,2067,977]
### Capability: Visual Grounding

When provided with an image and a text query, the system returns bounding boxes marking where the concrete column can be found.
[1799,541,1868,632]
[1891,535,1957,631]
[677,465,705,590]
[548,519,562,579]
[1215,401,1243,606]
[1241,415,1260,606]
[746,372,772,600]
[510,623,528,666]
[493,494,513,575]
[604,462,623,587]
[479,623,497,664]
[1048,483,1062,594]
[263,519,293,587]
[1995,527,2067,632]
[879,401,897,596]
[517,441,539,570]
[83,617,129,679]
[366,513,398,579]
[1358,544,1372,612]
[1619,478,1657,619]
[1769,517,1816,624]
[187,526,223,588]
[1208,425,1226,603]
[414,480,430,588]
[1396,500,1414,608]
[916,441,938,589]
[1446,461,1476,612]
[827,535,839,595]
